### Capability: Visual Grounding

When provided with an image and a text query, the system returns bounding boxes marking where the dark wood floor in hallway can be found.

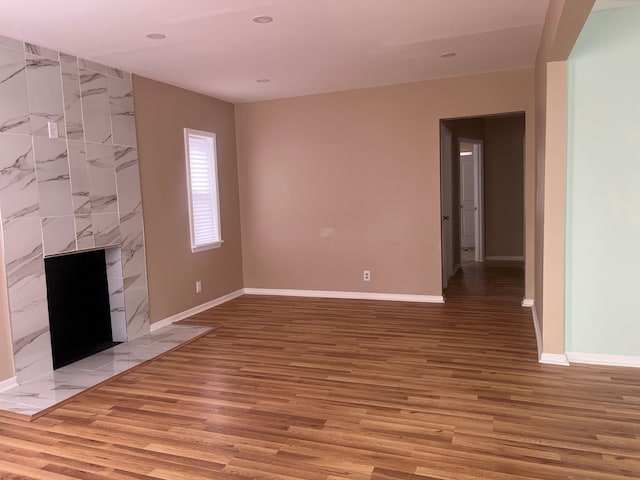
[0,262,638,479]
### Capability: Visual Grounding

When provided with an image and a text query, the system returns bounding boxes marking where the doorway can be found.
[458,139,483,264]
[439,113,525,298]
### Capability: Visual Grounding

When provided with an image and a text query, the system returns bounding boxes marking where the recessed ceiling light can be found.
[146,33,166,40]
[440,52,456,58]
[256,78,270,83]
[252,15,274,24]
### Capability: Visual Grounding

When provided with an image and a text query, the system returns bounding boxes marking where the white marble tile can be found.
[86,143,117,213]
[25,54,64,138]
[110,309,127,343]
[92,212,120,247]
[105,67,129,80]
[24,43,58,61]
[0,35,23,51]
[2,217,46,321]
[0,324,213,416]
[14,328,53,383]
[33,137,73,217]
[61,59,84,140]
[78,58,107,74]
[120,210,145,278]
[105,247,122,278]
[108,77,136,147]
[67,141,91,215]
[0,134,39,220]
[74,214,94,250]
[0,402,40,417]
[115,146,142,214]
[59,53,77,65]
[0,47,30,134]
[2,216,51,382]
[80,69,111,143]
[105,248,126,342]
[42,216,76,255]
[123,273,149,340]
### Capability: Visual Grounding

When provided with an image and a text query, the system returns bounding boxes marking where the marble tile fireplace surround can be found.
[0,34,150,383]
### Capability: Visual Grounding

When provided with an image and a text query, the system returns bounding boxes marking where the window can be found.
[184,128,222,252]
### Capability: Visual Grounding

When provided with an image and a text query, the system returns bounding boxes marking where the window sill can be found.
[191,240,224,253]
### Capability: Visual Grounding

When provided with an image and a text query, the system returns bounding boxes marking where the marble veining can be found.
[0,47,30,134]
[92,212,121,246]
[34,137,73,218]
[61,57,84,140]
[0,33,149,385]
[86,143,118,213]
[41,216,77,255]
[25,54,64,138]
[24,43,59,61]
[74,215,94,249]
[0,324,213,417]
[109,77,136,146]
[80,69,111,143]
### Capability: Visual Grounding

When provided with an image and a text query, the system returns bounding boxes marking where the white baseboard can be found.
[521,298,534,307]
[566,352,640,368]
[150,288,244,332]
[540,353,570,366]
[243,288,445,304]
[528,303,543,361]
[485,256,524,261]
[0,376,18,392]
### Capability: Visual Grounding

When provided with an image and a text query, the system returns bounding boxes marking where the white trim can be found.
[529,303,542,361]
[458,137,484,262]
[184,128,222,253]
[150,288,244,332]
[485,256,524,261]
[243,288,445,303]
[540,353,570,366]
[0,376,18,393]
[566,352,640,368]
[521,298,534,307]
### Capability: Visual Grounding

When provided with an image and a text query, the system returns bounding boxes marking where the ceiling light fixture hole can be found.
[252,15,274,24]
[256,78,270,83]
[146,33,166,40]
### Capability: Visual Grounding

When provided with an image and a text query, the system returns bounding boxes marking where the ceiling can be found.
[0,0,555,103]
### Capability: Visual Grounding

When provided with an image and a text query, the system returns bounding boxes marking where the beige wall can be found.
[534,0,594,355]
[483,115,525,257]
[236,68,535,297]
[0,244,14,381]
[133,76,244,324]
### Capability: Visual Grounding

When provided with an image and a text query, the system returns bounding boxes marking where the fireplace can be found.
[0,35,150,383]
[45,249,121,369]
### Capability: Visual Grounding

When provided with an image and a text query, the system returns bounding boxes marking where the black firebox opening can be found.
[45,249,120,369]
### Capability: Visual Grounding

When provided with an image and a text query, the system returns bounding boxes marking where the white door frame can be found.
[458,138,484,262]
[440,124,454,290]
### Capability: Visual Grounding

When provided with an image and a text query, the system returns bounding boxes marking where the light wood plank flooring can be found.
[0,262,638,479]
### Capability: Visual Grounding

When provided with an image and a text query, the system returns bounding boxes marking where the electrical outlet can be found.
[47,121,59,139]
[363,270,371,282]
[195,280,202,293]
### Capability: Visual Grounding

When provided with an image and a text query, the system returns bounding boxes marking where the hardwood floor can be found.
[0,262,639,479]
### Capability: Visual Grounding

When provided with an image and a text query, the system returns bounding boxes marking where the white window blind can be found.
[184,129,222,252]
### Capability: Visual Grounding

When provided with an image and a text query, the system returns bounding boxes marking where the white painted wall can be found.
[565,6,640,356]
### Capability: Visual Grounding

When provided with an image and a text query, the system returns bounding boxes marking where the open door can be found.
[458,138,484,262]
